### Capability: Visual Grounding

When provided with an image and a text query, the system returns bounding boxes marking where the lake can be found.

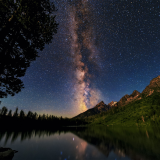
[0,126,160,160]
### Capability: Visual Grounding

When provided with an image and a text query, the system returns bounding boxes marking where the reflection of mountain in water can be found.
[0,147,18,160]
[71,126,160,160]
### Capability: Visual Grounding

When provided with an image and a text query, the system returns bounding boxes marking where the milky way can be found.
[67,0,102,113]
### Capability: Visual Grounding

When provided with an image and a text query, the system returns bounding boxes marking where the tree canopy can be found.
[0,0,58,98]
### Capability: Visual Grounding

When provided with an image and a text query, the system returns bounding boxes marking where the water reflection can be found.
[0,127,160,160]
[72,126,160,160]
[0,128,108,160]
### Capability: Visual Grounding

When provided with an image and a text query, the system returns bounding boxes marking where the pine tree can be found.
[1,106,8,116]
[13,107,18,117]
[8,110,12,117]
[20,110,25,118]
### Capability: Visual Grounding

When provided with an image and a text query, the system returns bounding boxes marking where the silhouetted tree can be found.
[8,110,12,117]
[38,115,42,121]
[0,0,58,98]
[13,107,18,117]
[27,111,33,119]
[1,106,8,116]
[42,114,46,120]
[20,110,25,119]
[33,112,38,120]
[48,115,52,120]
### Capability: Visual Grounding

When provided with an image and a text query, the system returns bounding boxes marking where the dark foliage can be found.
[0,0,58,98]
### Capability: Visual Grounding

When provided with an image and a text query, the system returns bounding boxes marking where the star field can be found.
[0,0,160,117]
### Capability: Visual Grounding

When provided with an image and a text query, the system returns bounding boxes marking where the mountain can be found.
[101,75,160,108]
[73,101,111,119]
[86,75,160,126]
[73,75,160,126]
[115,90,141,107]
[73,89,141,120]
[108,101,117,107]
[141,75,160,97]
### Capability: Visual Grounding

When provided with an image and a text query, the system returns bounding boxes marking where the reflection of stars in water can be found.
[57,133,113,160]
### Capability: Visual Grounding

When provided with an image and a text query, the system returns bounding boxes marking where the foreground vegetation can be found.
[85,92,160,126]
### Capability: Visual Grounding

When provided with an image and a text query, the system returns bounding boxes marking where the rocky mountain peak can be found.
[94,101,105,107]
[73,101,109,119]
[142,75,160,97]
[150,75,160,86]
[130,90,140,97]
[99,101,105,105]
[108,101,117,107]
[117,90,141,107]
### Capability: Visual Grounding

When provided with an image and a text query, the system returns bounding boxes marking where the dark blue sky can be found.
[0,0,160,117]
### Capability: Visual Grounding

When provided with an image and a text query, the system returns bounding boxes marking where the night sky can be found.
[0,0,160,118]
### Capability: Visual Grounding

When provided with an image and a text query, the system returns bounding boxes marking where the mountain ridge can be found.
[73,75,160,119]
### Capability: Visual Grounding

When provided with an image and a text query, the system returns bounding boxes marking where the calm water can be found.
[0,126,160,160]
